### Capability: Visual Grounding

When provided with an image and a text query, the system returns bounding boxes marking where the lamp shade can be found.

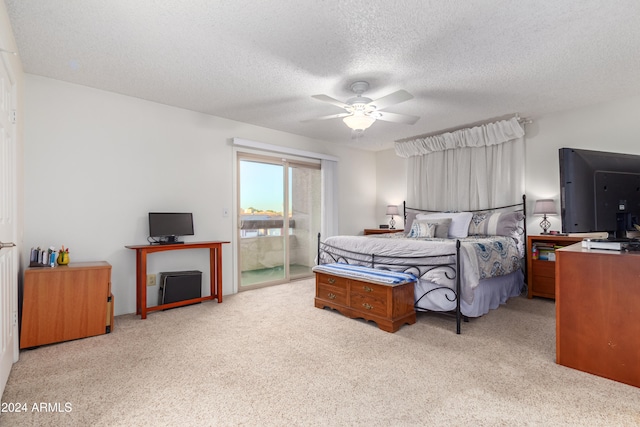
[343,114,376,131]
[533,199,557,216]
[386,205,400,216]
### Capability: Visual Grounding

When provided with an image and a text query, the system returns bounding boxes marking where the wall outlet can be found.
[146,274,156,287]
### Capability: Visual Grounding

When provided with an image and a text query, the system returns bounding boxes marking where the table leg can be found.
[135,251,142,315]
[217,245,223,303]
[140,251,148,319]
[209,246,222,302]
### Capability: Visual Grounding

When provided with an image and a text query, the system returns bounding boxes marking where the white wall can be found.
[24,75,377,315]
[375,151,406,228]
[524,96,640,233]
[375,95,640,233]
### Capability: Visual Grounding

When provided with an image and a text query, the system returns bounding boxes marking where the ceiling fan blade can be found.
[301,112,351,123]
[375,111,420,125]
[311,94,350,109]
[367,90,413,110]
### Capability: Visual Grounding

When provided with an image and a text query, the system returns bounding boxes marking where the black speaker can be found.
[158,270,202,306]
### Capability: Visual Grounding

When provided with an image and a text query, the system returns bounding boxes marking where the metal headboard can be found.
[403,194,527,278]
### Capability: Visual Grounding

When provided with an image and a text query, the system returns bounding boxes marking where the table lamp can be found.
[533,199,557,234]
[386,204,400,229]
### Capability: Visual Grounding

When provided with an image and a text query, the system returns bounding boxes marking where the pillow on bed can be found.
[410,217,451,239]
[404,211,418,236]
[416,212,472,238]
[468,211,524,236]
[408,220,437,238]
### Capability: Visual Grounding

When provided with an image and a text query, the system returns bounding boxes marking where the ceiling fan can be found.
[305,81,419,132]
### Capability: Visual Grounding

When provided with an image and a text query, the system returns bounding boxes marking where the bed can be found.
[316,196,527,333]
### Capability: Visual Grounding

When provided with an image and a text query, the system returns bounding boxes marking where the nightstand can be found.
[526,235,583,299]
[364,228,405,235]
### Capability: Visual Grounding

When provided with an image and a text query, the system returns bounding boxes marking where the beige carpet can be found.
[1,279,639,426]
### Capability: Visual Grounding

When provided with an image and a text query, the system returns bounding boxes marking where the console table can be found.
[556,243,640,388]
[125,241,229,319]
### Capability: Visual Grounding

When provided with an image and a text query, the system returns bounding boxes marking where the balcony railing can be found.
[240,218,295,237]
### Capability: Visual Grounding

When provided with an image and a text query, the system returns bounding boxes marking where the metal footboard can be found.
[317,233,463,334]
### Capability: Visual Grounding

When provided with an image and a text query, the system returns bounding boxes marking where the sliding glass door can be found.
[238,154,320,289]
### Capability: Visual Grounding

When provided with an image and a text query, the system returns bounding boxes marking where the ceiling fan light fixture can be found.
[308,81,418,131]
[343,114,376,131]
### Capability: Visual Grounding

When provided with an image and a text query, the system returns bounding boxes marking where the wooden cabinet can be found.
[314,271,415,332]
[526,235,583,299]
[556,244,640,388]
[20,262,113,349]
[363,228,404,235]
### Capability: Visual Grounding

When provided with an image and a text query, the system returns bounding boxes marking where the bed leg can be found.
[456,240,461,334]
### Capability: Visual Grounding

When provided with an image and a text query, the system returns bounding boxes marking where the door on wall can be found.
[238,154,320,289]
[0,54,18,397]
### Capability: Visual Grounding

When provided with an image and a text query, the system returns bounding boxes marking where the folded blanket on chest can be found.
[312,263,417,285]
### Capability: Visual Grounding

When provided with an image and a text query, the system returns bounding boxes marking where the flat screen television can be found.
[148,212,194,244]
[559,148,640,237]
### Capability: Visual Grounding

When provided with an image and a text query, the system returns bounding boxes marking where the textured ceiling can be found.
[5,1,640,150]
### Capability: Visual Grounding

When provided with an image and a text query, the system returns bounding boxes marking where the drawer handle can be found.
[363,285,373,292]
[327,293,337,300]
[328,278,336,284]
[362,303,373,310]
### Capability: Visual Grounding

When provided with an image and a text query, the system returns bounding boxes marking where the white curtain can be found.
[395,117,525,211]
[321,159,339,238]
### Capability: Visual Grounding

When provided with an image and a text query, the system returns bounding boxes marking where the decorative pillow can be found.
[416,212,473,238]
[408,220,437,238]
[469,211,524,236]
[411,217,451,239]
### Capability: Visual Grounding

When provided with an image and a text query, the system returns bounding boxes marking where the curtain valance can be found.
[394,117,525,158]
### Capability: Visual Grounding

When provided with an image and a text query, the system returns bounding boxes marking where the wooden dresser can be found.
[314,271,415,332]
[20,261,113,349]
[556,243,640,388]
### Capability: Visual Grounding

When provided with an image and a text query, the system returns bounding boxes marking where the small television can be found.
[559,148,640,237]
[148,212,194,244]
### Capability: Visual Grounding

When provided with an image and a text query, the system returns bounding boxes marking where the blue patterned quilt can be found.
[380,233,522,280]
[457,236,522,280]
